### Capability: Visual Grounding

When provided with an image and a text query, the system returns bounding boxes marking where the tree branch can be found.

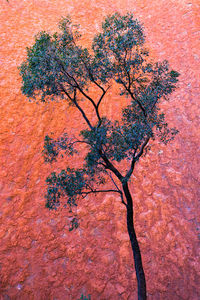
[124,156,136,183]
[80,189,122,198]
[135,137,150,160]
[108,171,127,206]
[124,83,146,118]
[58,60,102,124]
[96,86,110,109]
[122,48,132,90]
[59,83,94,130]
[98,149,124,181]
[124,137,150,182]
[54,55,112,127]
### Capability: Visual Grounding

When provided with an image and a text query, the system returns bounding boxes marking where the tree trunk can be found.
[122,182,147,300]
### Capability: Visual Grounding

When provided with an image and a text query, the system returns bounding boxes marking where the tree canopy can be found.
[20,13,179,211]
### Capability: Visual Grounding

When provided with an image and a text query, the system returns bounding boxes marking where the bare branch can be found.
[93,79,106,93]
[135,137,150,160]
[70,140,91,147]
[96,86,110,109]
[124,156,136,182]
[124,137,150,182]
[108,171,127,207]
[80,189,122,199]
[98,149,124,181]
[59,83,94,130]
[81,187,126,208]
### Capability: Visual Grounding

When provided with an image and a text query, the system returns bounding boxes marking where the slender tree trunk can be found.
[122,182,147,300]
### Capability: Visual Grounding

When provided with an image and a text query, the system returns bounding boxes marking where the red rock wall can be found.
[0,0,199,299]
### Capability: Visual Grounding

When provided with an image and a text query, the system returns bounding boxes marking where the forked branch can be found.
[59,83,94,130]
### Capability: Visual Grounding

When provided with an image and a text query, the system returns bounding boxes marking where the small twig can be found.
[81,189,122,197]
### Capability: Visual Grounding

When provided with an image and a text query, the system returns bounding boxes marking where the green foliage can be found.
[78,294,91,300]
[19,16,92,102]
[43,133,76,163]
[20,12,179,212]
[92,13,145,83]
[69,217,79,231]
[45,168,86,210]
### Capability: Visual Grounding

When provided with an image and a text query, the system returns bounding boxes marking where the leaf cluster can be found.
[45,168,86,210]
[43,133,76,163]
[19,16,92,101]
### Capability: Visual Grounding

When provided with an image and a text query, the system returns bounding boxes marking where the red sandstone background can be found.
[0,0,199,299]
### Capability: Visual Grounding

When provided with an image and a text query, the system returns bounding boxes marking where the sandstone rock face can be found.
[0,0,199,299]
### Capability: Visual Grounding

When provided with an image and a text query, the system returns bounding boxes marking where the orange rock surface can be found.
[0,0,199,299]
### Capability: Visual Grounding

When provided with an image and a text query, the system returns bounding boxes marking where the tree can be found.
[19,13,179,300]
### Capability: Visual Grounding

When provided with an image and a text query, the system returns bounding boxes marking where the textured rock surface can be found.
[0,0,199,299]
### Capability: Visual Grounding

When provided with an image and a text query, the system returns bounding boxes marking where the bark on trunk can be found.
[123,182,147,300]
